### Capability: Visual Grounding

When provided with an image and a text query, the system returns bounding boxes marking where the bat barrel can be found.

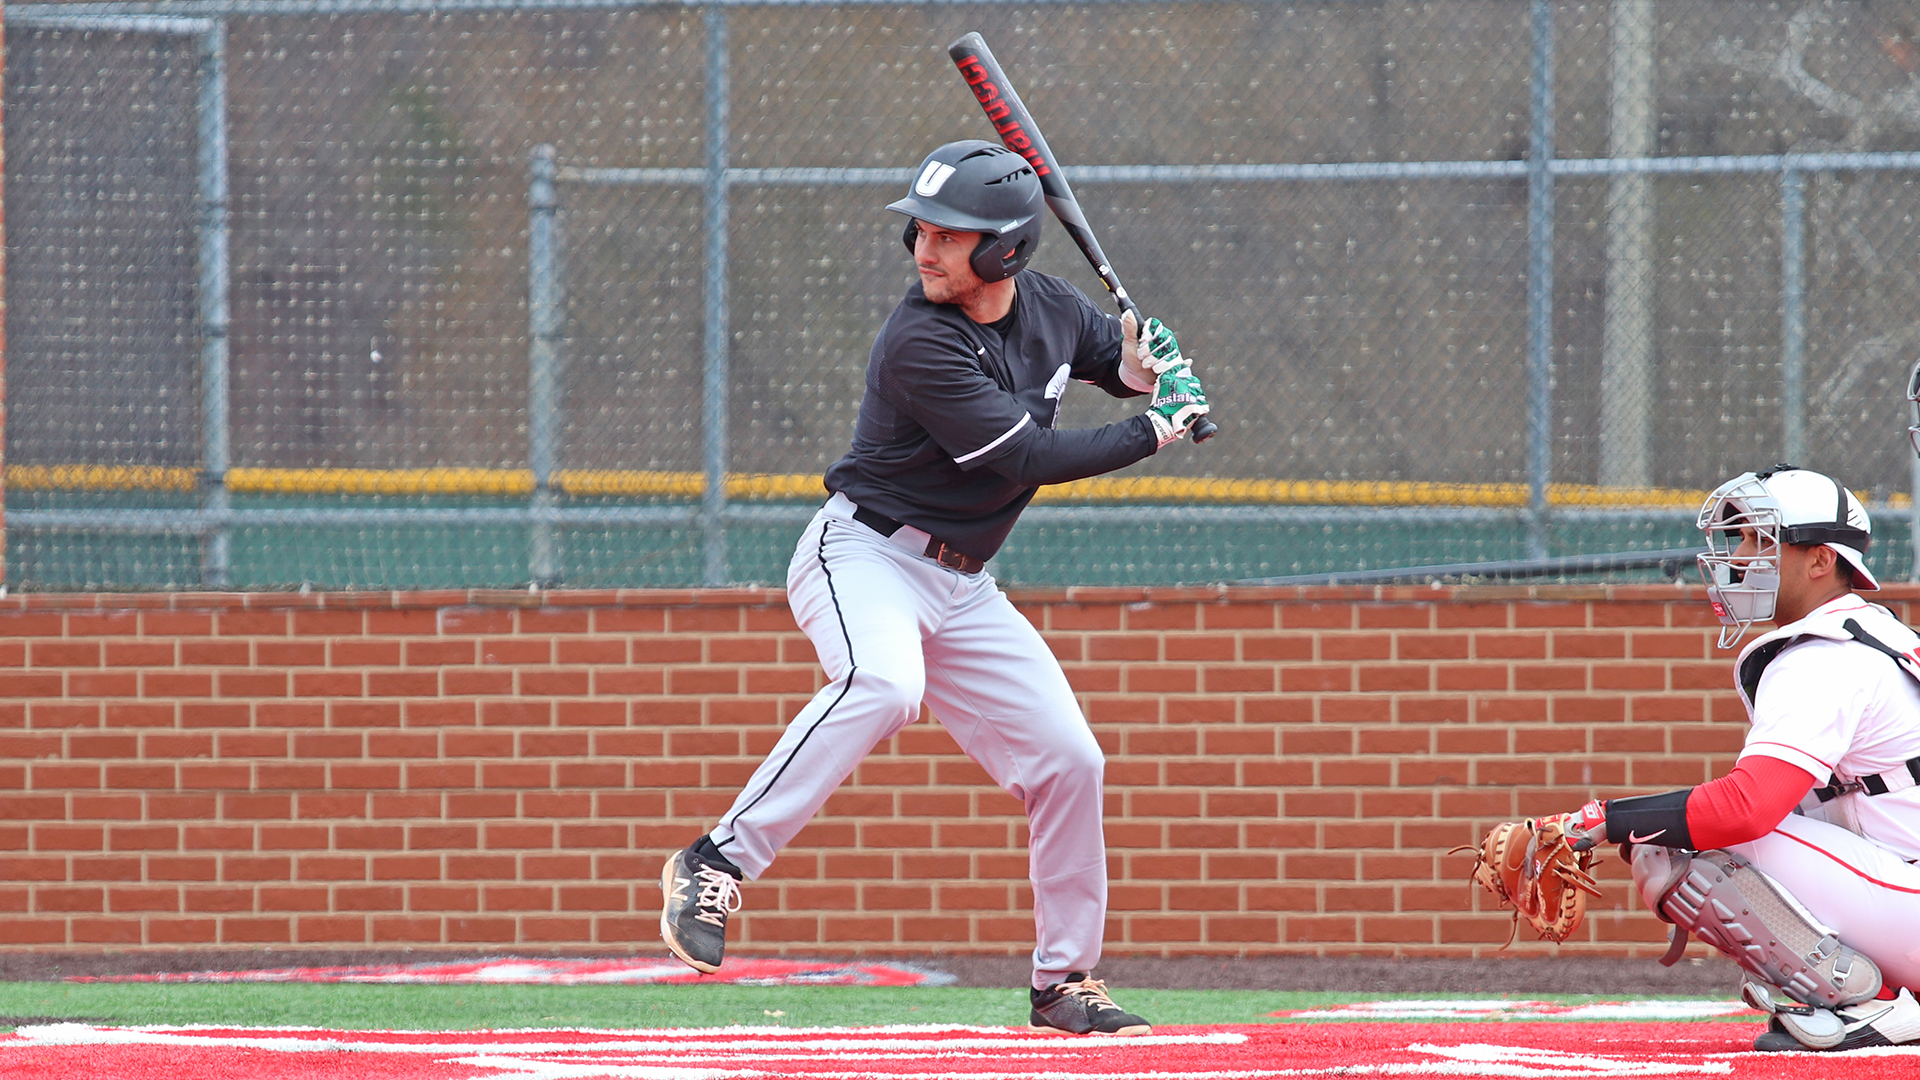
[949,32,1218,445]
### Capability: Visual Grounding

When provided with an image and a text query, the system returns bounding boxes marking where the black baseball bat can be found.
[947,32,1219,443]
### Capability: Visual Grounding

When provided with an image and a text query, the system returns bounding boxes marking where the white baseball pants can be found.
[706,493,1109,989]
[1732,815,1920,992]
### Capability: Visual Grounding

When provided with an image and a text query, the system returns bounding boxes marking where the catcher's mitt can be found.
[1452,816,1605,946]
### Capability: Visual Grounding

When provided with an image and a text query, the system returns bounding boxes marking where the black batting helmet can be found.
[886,140,1043,283]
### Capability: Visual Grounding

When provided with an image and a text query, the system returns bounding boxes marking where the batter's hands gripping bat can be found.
[947,32,1219,444]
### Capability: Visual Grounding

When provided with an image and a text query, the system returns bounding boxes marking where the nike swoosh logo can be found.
[1627,829,1667,844]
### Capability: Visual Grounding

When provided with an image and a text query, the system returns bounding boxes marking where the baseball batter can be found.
[656,139,1210,1036]
[1549,466,1920,1052]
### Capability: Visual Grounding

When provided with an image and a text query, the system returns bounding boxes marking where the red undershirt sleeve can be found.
[1683,755,1820,850]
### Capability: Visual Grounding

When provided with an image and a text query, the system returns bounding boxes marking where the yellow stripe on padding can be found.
[7,464,1886,510]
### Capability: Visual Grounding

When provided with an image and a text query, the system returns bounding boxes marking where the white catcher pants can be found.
[707,493,1108,989]
[1730,815,1920,993]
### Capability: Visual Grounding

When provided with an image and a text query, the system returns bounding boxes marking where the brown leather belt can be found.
[850,504,985,575]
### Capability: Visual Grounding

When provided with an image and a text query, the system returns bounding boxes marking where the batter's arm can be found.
[876,324,1157,485]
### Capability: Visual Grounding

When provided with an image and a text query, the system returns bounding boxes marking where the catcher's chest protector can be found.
[1738,612,1920,802]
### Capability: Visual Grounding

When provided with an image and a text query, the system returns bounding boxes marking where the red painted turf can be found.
[4,1020,1918,1077]
[67,956,946,987]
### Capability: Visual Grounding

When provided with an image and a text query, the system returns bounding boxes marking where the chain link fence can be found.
[8,0,1920,590]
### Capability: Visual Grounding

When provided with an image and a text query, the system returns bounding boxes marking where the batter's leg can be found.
[660,511,950,973]
[919,576,1108,991]
[707,513,942,878]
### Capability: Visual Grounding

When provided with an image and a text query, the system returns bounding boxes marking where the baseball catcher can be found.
[1465,466,1920,1052]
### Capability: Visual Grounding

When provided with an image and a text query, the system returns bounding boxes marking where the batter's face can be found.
[912,222,989,307]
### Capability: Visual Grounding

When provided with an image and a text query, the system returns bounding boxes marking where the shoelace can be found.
[1058,978,1122,1011]
[693,866,743,927]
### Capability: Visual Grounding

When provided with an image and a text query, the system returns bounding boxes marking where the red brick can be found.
[402,701,476,727]
[1200,603,1278,630]
[400,640,472,667]
[294,731,363,758]
[291,611,365,637]
[1355,665,1430,692]
[106,641,175,667]
[439,608,513,635]
[1242,634,1315,662]
[432,667,508,695]
[362,671,434,697]
[1551,631,1627,659]
[218,612,289,636]
[1279,665,1353,693]
[0,672,65,697]
[1319,633,1391,661]
[296,793,368,819]
[323,641,396,668]
[104,703,176,728]
[180,702,250,729]
[140,611,213,636]
[1124,603,1200,631]
[1432,663,1510,691]
[64,612,139,638]
[179,640,250,667]
[364,609,438,636]
[1633,696,1707,723]
[1512,602,1589,628]
[70,671,141,697]
[1277,603,1355,630]
[219,672,289,698]
[256,641,329,667]
[32,641,102,668]
[596,608,667,633]
[1047,604,1122,631]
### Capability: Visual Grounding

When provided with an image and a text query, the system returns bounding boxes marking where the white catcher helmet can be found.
[1697,465,1878,649]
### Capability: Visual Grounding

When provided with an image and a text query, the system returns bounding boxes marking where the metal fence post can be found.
[700,2,731,587]
[1525,0,1556,560]
[197,20,232,588]
[1911,439,1920,583]
[1909,358,1920,582]
[1780,166,1805,466]
[528,143,562,587]
[1600,0,1656,489]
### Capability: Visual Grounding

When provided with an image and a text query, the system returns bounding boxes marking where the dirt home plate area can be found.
[7,1020,1920,1079]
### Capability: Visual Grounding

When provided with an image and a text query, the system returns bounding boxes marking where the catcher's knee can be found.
[1630,844,1881,1008]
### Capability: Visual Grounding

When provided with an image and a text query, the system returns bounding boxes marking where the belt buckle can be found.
[926,540,979,573]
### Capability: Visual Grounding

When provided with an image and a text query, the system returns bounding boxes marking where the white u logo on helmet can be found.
[913,161,957,197]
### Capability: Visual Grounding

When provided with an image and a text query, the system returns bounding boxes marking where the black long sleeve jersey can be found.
[822,269,1158,562]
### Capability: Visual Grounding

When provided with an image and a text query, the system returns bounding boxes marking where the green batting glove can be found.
[1139,317,1183,375]
[1145,361,1209,448]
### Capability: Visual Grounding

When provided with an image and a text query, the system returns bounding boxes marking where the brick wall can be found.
[6,584,1899,959]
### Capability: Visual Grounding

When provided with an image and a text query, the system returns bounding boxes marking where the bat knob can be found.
[1191,418,1220,443]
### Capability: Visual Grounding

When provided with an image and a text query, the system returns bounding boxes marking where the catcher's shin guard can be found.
[1631,845,1881,1009]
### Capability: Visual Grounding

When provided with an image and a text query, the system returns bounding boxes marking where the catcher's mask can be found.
[1696,465,1877,649]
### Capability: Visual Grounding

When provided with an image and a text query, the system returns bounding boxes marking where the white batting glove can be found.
[1120,311,1184,392]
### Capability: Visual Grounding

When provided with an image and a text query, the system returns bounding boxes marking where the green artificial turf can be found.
[0,984,1730,1033]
